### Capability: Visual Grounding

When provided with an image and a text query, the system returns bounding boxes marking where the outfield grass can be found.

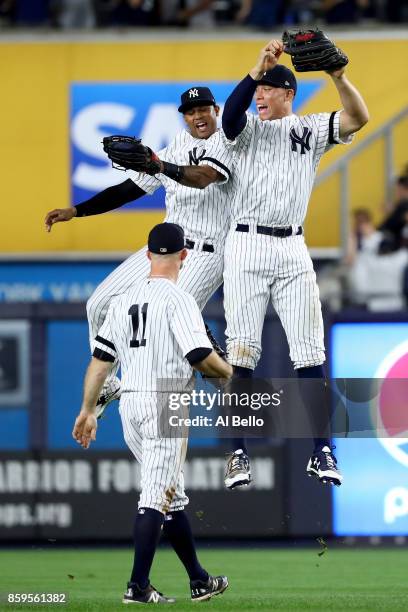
[0,547,407,611]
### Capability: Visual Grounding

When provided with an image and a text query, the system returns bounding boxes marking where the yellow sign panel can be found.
[0,38,407,252]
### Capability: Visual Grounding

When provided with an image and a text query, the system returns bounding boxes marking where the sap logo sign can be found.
[70,81,323,210]
[72,102,183,192]
[70,83,236,209]
[72,102,135,192]
[70,82,198,208]
[384,487,408,524]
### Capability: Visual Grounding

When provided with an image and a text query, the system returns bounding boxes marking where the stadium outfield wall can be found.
[1,302,408,539]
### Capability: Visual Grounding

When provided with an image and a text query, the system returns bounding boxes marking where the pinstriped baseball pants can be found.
[120,392,189,513]
[223,228,325,370]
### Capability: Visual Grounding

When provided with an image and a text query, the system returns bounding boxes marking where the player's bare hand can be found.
[45,207,77,233]
[72,411,97,449]
[326,66,346,79]
[250,40,283,80]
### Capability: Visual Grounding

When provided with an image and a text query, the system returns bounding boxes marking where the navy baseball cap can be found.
[258,65,297,95]
[178,86,216,113]
[148,223,185,254]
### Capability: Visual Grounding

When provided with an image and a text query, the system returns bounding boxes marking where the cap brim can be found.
[257,79,296,94]
[178,99,216,113]
[258,79,288,88]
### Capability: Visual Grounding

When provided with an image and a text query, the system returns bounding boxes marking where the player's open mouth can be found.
[195,122,207,132]
[257,105,268,113]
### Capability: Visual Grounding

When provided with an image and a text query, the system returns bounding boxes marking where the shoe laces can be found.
[150,585,163,596]
[229,452,247,471]
[323,450,337,469]
[97,394,107,406]
[206,326,217,346]
[148,591,161,603]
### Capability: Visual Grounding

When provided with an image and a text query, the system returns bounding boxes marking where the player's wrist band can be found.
[161,161,185,183]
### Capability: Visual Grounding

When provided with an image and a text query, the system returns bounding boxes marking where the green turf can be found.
[0,547,407,611]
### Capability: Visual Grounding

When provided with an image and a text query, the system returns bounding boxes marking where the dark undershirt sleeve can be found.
[222,74,258,140]
[328,111,337,145]
[92,348,115,363]
[186,347,212,366]
[74,179,146,217]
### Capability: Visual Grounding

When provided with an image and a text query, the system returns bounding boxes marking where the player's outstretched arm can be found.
[72,357,110,449]
[328,68,369,138]
[162,163,225,189]
[45,179,146,232]
[222,39,283,140]
[103,135,226,189]
[45,206,77,232]
[193,351,233,379]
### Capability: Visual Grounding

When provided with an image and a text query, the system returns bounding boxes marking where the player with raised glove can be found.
[283,28,348,73]
[103,135,187,183]
[103,136,162,175]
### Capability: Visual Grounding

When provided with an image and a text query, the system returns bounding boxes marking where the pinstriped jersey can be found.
[228,110,352,226]
[128,129,235,243]
[94,277,212,392]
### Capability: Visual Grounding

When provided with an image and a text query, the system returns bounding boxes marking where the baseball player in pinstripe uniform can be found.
[45,87,247,485]
[72,222,232,604]
[221,39,369,486]
[45,86,234,409]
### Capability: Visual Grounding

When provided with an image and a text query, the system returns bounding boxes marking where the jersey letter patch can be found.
[289,127,312,154]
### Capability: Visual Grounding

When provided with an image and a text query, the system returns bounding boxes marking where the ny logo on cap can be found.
[189,88,199,98]
[160,247,168,253]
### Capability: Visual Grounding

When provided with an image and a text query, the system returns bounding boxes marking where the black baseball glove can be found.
[102,135,161,175]
[205,323,226,360]
[282,28,348,73]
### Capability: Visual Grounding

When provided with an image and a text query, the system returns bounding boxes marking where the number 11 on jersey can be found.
[128,303,149,347]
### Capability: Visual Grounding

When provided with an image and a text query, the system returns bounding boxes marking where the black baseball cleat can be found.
[224,449,251,489]
[306,445,343,486]
[190,575,229,602]
[96,376,121,420]
[122,582,175,604]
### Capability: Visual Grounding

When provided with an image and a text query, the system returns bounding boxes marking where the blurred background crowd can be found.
[318,164,408,312]
[0,0,407,29]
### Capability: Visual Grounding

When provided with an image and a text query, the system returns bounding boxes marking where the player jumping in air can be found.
[45,87,253,488]
[221,37,369,486]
